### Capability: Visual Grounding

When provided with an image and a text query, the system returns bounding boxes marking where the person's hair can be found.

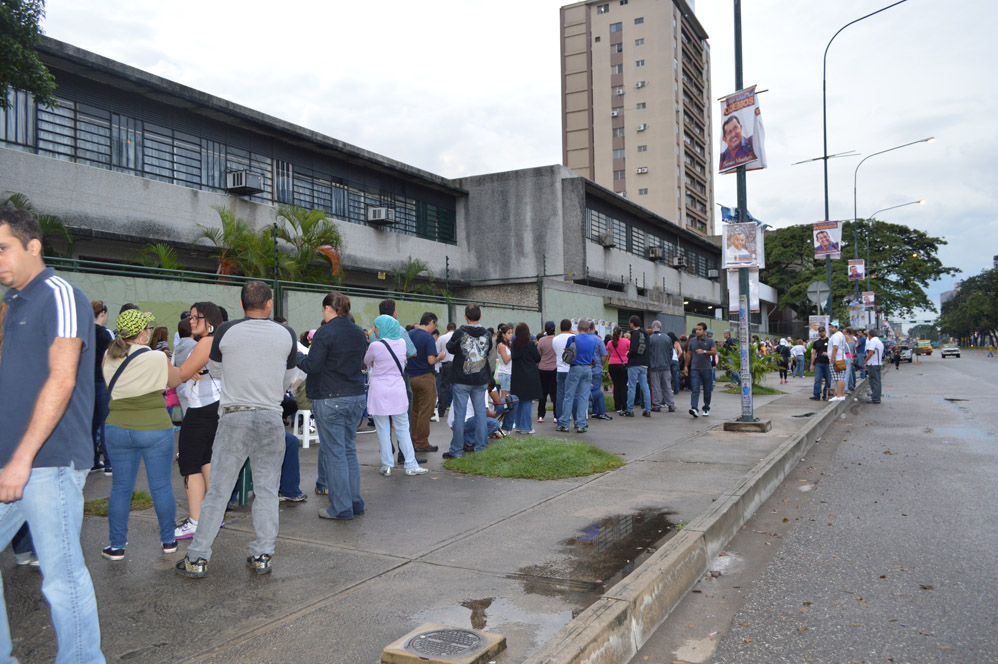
[679,334,688,342]
[432,329,439,337]
[816,231,829,240]
[106,335,132,361]
[446,321,456,331]
[651,320,662,332]
[722,115,742,132]
[420,311,438,326]
[611,326,622,347]
[629,315,641,328]
[150,326,169,349]
[274,316,287,324]
[219,306,229,322]
[299,330,311,347]
[512,322,531,349]
[178,319,192,339]
[119,303,138,314]
[496,325,510,347]
[190,301,223,338]
[91,300,107,318]
[405,324,415,332]
[464,303,482,322]
[696,322,706,332]
[577,319,590,332]
[668,331,678,344]
[322,291,351,317]
[241,281,272,311]
[379,299,396,316]
[0,208,41,249]
[560,319,572,332]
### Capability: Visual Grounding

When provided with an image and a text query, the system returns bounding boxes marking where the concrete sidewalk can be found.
[5,375,845,663]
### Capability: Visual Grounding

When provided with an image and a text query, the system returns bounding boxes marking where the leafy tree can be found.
[132,243,183,275]
[761,221,958,322]
[1,191,72,255]
[275,205,343,284]
[938,267,998,345]
[717,342,778,385]
[391,255,437,295]
[0,0,57,109]
[197,206,254,276]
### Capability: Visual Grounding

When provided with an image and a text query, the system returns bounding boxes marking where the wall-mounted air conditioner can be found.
[671,256,688,268]
[637,123,647,131]
[611,110,619,117]
[635,81,646,88]
[647,246,664,260]
[225,171,264,195]
[367,207,396,225]
[598,232,615,248]
[707,269,719,279]
[635,167,648,174]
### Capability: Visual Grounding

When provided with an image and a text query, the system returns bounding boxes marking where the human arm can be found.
[0,338,80,502]
[497,343,510,364]
[177,337,213,382]
[446,329,463,355]
[401,329,416,358]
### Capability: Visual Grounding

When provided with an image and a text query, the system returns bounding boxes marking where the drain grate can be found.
[406,629,484,657]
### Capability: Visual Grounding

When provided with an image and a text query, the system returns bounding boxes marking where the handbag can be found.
[562,336,577,364]
[833,358,846,372]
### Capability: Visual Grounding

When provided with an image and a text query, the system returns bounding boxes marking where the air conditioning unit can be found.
[367,207,396,225]
[225,170,264,195]
[635,167,648,174]
[647,246,664,260]
[707,268,719,279]
[635,81,646,88]
[611,110,619,117]
[636,123,647,131]
[670,256,688,268]
[616,89,625,96]
[598,232,615,248]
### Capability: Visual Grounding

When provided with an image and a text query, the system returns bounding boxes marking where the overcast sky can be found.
[41,0,996,324]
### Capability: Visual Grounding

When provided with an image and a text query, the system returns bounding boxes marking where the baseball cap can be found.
[545,321,555,332]
[116,309,154,338]
[817,325,826,332]
[829,320,840,328]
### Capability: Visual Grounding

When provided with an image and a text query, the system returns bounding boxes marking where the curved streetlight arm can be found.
[867,200,924,220]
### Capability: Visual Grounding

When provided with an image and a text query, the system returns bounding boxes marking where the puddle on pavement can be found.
[413,596,573,652]
[791,412,816,418]
[943,397,968,402]
[510,508,677,606]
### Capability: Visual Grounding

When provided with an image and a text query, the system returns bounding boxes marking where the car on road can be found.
[941,344,961,358]
[916,340,933,356]
[899,344,913,363]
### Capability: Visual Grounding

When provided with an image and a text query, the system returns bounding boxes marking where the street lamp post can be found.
[852,138,934,297]
[821,0,909,316]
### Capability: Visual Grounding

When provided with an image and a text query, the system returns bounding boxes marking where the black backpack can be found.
[562,336,577,364]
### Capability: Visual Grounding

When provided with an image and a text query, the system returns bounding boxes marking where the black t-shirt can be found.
[812,337,829,364]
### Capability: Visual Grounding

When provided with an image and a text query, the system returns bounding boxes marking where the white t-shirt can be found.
[436,331,454,364]
[552,333,573,373]
[865,337,885,366]
[791,343,805,358]
[447,390,491,426]
[829,331,846,362]
[496,342,512,376]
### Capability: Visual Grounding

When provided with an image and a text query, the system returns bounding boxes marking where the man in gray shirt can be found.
[647,321,676,412]
[684,322,716,418]
[176,281,297,579]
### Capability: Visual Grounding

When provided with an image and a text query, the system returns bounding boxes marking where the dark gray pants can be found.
[868,364,882,402]
[649,367,674,409]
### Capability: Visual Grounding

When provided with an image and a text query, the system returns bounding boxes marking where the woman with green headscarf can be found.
[364,315,427,476]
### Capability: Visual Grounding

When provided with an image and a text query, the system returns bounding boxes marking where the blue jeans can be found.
[449,383,487,455]
[513,398,535,431]
[555,372,568,420]
[464,417,500,445]
[280,431,303,498]
[104,424,176,547]
[501,394,521,432]
[0,465,104,663]
[847,362,857,391]
[558,365,591,428]
[373,412,419,470]
[626,365,651,413]
[312,395,366,519]
[690,367,714,411]
[857,362,867,380]
[590,369,606,417]
[812,363,832,399]
[92,380,110,467]
[793,357,805,377]
[868,364,882,402]
[671,360,680,393]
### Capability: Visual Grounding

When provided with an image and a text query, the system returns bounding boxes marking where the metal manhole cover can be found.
[406,629,484,657]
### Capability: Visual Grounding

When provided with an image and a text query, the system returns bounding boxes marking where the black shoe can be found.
[162,541,178,554]
[594,414,613,421]
[555,425,570,432]
[415,445,439,453]
[621,411,634,417]
[575,426,588,433]
[463,444,475,453]
[808,396,821,401]
[175,555,208,578]
[89,463,104,474]
[651,407,662,413]
[101,546,125,561]
[442,452,460,459]
[642,411,651,418]
[246,554,272,575]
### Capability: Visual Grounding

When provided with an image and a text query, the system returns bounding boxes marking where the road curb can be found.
[522,381,866,664]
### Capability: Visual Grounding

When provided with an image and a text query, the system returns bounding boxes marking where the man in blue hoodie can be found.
[443,304,493,458]
[556,319,598,434]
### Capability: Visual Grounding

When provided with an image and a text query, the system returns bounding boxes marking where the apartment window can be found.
[597,4,609,14]
[638,188,648,195]
[0,90,36,148]
[610,22,623,32]
[635,59,645,67]
[612,127,626,138]
[614,86,625,95]
[613,148,626,159]
[635,38,644,45]
[620,0,628,4]
[634,17,644,24]
[636,102,646,109]
[611,64,624,74]
[612,106,623,115]
[637,145,647,152]
[613,169,626,180]
[111,113,143,172]
[612,43,623,53]
[595,36,601,42]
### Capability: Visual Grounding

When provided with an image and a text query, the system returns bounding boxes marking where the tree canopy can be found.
[760,221,958,322]
[0,0,57,109]
[937,267,998,345]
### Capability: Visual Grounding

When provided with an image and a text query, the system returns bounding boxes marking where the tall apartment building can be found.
[560,0,713,236]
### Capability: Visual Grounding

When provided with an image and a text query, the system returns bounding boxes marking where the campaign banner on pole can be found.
[848,259,865,281]
[862,291,876,307]
[813,220,842,260]
[727,269,760,313]
[723,222,764,268]
[809,315,829,341]
[719,86,767,174]
[849,302,865,328]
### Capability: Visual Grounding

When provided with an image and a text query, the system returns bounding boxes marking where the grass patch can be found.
[84,491,153,517]
[721,385,784,395]
[444,435,624,480]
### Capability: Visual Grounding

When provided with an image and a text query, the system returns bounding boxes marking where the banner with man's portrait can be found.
[809,315,829,341]
[813,221,842,260]
[723,222,764,269]
[862,291,876,307]
[848,259,865,281]
[719,86,767,174]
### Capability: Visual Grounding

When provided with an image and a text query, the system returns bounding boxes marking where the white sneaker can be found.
[828,396,846,402]
[174,518,198,540]
[702,408,710,417]
[430,413,440,422]
[404,467,429,476]
[379,466,392,477]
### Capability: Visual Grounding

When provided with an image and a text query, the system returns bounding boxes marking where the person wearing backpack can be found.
[623,316,652,417]
[556,319,599,433]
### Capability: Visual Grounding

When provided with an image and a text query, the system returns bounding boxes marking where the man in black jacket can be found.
[443,304,493,458]
[623,316,652,417]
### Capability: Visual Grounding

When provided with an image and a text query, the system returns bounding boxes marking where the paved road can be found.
[631,351,998,664]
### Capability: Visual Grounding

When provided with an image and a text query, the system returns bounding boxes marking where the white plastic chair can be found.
[293,409,318,448]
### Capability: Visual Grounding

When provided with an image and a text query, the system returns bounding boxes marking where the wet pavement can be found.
[5,375,830,663]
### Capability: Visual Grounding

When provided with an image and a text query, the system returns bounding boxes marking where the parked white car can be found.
[940,344,961,358]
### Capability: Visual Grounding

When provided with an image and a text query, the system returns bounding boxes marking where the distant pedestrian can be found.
[647,321,675,412]
[864,328,885,404]
[536,321,558,423]
[443,304,493,458]
[776,338,791,383]
[408,312,445,454]
[685,322,716,417]
[509,322,542,434]
[556,319,598,432]
[624,316,652,417]
[810,327,832,400]
[436,321,457,417]
[791,338,806,378]
[606,326,630,415]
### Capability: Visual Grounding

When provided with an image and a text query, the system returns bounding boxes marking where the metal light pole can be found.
[852,137,934,297]
[821,0,909,316]
[733,0,753,422]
